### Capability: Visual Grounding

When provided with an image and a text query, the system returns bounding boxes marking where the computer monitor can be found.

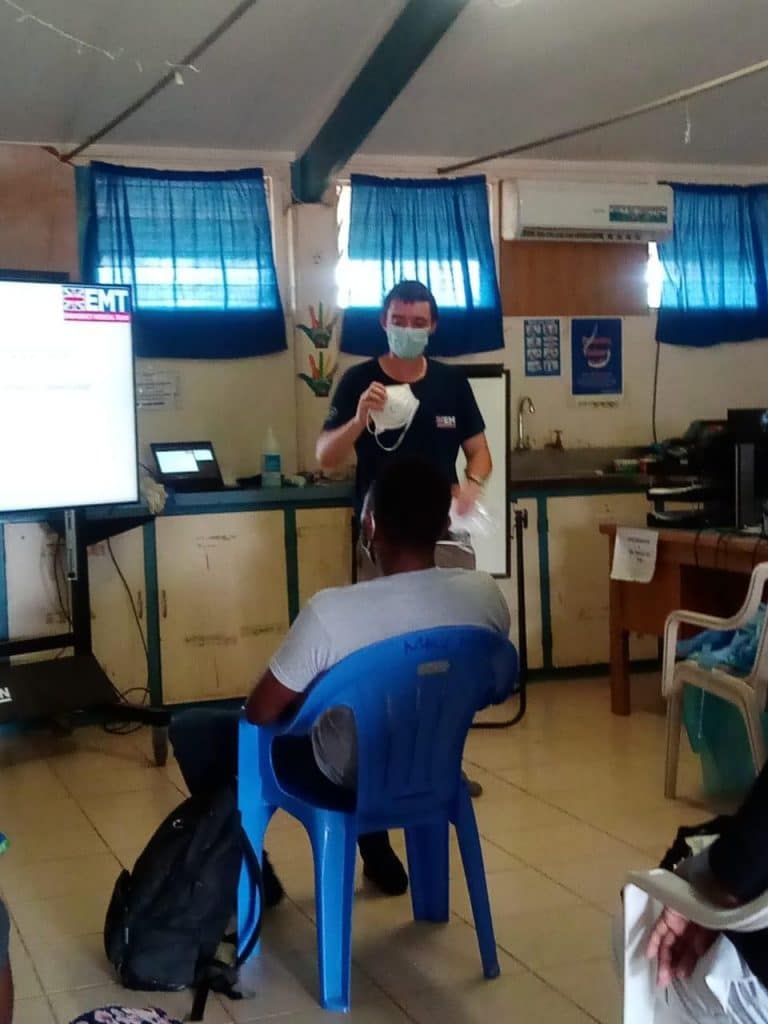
[727,408,768,529]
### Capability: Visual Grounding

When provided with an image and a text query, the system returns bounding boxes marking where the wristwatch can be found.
[465,471,485,488]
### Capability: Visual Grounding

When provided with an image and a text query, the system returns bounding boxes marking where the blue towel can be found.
[677,605,766,676]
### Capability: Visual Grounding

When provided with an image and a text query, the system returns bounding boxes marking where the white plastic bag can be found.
[449,499,496,537]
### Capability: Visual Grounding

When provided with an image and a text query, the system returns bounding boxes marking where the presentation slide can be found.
[0,282,138,513]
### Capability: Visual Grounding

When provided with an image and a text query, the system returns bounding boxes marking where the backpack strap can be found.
[190,823,264,1021]
[236,824,263,966]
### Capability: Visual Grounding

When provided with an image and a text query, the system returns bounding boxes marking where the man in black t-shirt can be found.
[316,280,491,523]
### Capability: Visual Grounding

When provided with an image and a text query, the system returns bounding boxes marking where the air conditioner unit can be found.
[501,180,674,243]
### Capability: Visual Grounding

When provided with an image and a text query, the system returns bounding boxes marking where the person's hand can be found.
[453,479,482,517]
[355,382,387,427]
[646,906,717,988]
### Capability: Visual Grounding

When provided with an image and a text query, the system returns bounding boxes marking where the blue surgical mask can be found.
[386,325,429,360]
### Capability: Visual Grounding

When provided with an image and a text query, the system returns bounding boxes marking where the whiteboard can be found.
[455,367,510,577]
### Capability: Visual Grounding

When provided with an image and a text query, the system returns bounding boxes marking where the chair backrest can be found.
[750,599,768,704]
[285,626,518,821]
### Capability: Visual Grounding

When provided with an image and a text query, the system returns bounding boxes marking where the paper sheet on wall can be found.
[610,527,659,583]
[135,369,181,410]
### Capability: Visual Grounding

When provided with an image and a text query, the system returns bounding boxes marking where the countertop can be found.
[509,447,650,493]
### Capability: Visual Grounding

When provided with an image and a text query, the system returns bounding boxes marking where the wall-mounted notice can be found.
[571,318,622,396]
[524,318,561,377]
[136,368,181,410]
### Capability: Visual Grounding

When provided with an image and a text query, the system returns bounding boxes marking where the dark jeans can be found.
[168,708,389,863]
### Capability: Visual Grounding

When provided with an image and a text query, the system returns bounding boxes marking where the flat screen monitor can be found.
[151,441,224,492]
[0,280,138,513]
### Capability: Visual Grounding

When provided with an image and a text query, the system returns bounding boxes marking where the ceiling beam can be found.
[290,0,470,203]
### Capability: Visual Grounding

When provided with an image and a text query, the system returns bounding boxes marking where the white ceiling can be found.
[1,0,767,165]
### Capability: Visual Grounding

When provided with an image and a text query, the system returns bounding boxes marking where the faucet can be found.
[515,396,535,451]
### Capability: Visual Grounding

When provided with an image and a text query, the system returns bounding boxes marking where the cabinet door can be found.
[88,528,146,697]
[3,522,66,662]
[296,508,353,608]
[548,493,657,667]
[156,511,289,704]
[496,499,544,669]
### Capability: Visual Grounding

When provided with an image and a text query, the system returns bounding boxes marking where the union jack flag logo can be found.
[63,287,86,311]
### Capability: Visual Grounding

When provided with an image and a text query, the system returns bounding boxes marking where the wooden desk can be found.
[600,524,768,715]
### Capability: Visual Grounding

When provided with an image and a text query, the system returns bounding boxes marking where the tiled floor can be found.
[0,675,729,1024]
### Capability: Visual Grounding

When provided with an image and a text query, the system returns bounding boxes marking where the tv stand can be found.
[0,507,170,764]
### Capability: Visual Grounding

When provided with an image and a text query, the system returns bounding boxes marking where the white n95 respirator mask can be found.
[367,384,420,452]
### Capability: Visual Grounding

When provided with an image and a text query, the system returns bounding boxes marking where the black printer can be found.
[647,412,768,530]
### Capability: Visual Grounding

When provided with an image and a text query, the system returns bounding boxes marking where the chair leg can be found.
[405,820,450,923]
[664,689,683,800]
[237,801,274,962]
[738,698,768,777]
[311,814,357,1013]
[454,787,500,980]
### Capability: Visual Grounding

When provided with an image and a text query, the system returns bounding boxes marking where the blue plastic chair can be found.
[236,625,518,1012]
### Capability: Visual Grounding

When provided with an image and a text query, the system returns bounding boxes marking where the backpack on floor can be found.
[104,786,262,1021]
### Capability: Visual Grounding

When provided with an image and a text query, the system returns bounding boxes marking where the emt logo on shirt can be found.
[435,416,456,429]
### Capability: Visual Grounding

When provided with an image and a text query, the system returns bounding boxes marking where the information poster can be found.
[571,318,623,396]
[524,318,561,377]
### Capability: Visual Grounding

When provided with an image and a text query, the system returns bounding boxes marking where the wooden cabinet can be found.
[296,507,353,608]
[547,493,657,667]
[88,528,146,697]
[155,511,289,704]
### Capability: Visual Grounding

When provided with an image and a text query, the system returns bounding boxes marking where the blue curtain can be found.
[341,174,504,357]
[656,183,768,347]
[82,162,286,359]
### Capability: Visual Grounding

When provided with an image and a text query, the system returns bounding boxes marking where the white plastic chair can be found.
[623,869,768,1023]
[662,562,768,799]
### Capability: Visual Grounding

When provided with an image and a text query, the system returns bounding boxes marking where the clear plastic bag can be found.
[449,499,497,537]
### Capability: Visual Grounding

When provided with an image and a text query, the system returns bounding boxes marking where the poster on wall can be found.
[571,318,623,396]
[524,318,561,377]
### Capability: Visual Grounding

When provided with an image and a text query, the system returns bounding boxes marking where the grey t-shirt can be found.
[269,568,510,787]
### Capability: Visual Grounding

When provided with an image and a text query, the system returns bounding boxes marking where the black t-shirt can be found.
[709,762,768,985]
[324,359,485,514]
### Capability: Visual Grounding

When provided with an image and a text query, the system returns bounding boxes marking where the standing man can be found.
[317,280,495,797]
[317,280,492,568]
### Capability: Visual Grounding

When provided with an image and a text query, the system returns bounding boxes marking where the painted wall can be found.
[2,141,767,476]
[500,316,768,450]
[0,145,78,278]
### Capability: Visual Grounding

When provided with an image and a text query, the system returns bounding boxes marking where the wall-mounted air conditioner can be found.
[501,180,674,243]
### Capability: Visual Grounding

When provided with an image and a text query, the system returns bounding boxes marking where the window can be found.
[83,163,286,359]
[336,184,481,310]
[655,183,768,347]
[336,174,504,358]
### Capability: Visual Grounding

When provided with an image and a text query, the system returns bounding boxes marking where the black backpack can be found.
[104,786,262,1021]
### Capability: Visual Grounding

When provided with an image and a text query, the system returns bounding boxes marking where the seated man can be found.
[638,761,768,1021]
[170,455,510,902]
[0,898,12,1024]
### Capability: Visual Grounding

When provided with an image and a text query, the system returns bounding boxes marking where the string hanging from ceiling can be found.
[2,0,204,81]
[3,0,264,163]
[438,55,768,174]
[3,0,122,60]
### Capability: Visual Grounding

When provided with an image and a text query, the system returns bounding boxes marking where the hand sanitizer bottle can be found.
[261,427,282,488]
